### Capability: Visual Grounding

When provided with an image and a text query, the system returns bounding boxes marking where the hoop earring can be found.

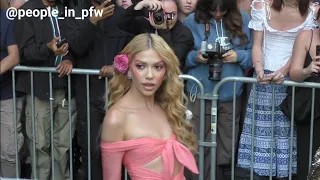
[127,73,132,79]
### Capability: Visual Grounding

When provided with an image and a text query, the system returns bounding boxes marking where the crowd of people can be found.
[1,0,320,179]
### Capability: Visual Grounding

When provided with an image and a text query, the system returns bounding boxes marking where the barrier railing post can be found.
[68,75,73,180]
[49,72,55,180]
[210,94,218,180]
[86,74,91,180]
[289,86,295,180]
[269,86,275,180]
[231,82,237,180]
[198,95,206,180]
[308,88,316,172]
[30,71,37,179]
[11,70,19,177]
[250,84,256,180]
[179,75,205,180]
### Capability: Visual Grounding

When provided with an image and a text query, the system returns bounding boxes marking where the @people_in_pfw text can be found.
[6,6,104,20]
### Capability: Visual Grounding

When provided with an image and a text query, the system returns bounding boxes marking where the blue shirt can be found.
[0,9,23,100]
[183,11,253,102]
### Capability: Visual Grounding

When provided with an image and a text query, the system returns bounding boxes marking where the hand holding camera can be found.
[222,50,237,63]
[47,37,69,56]
[90,0,115,25]
[197,50,208,64]
[134,0,163,11]
[134,0,169,29]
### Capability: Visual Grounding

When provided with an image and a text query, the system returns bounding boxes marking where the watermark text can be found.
[6,6,104,20]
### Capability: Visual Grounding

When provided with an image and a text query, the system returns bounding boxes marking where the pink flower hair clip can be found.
[114,54,129,74]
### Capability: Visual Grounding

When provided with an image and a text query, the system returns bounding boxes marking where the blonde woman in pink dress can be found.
[100,33,199,180]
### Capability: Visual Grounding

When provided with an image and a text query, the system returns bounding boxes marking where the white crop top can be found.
[249,0,318,71]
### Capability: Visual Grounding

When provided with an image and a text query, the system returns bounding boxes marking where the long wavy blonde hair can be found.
[107,33,197,153]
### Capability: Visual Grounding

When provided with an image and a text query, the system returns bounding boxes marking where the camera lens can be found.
[153,10,164,25]
[154,15,163,24]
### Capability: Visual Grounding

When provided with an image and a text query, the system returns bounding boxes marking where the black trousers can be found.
[74,77,105,180]
[296,120,320,180]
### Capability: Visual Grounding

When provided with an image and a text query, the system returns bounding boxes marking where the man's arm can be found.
[0,45,20,75]
[62,50,74,63]
[66,1,114,56]
[0,20,20,74]
[14,17,53,64]
[115,5,146,35]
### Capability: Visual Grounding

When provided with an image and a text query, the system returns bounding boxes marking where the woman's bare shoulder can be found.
[293,30,313,53]
[296,30,313,43]
[101,100,130,142]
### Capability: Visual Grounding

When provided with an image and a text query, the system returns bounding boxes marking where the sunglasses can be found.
[164,12,176,20]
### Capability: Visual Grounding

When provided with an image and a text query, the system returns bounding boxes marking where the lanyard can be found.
[204,23,210,41]
[49,6,62,66]
[49,6,61,38]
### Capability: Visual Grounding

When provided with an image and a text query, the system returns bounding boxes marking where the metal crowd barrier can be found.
[4,65,207,180]
[210,77,320,180]
[10,65,106,180]
[5,66,319,180]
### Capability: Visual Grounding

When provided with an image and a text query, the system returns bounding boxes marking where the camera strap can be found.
[206,19,230,47]
[204,23,210,41]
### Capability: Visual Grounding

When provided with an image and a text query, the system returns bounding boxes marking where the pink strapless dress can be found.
[101,134,199,180]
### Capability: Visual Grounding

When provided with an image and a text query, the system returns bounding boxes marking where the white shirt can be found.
[249,0,318,71]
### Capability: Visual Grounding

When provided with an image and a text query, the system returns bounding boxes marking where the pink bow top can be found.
[101,134,199,180]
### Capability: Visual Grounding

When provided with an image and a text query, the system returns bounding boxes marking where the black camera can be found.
[153,10,165,25]
[201,41,229,81]
[152,9,174,25]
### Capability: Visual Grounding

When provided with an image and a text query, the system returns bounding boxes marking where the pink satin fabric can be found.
[101,134,199,180]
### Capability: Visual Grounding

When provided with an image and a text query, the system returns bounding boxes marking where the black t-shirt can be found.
[0,10,16,61]
[0,9,22,100]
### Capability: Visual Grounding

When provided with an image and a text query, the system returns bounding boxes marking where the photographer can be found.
[13,0,77,179]
[66,0,133,179]
[115,0,194,73]
[183,0,252,179]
